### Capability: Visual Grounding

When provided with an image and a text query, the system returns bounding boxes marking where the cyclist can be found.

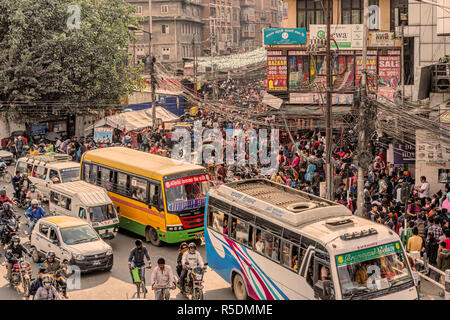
[180,242,205,294]
[128,239,151,292]
[151,257,175,300]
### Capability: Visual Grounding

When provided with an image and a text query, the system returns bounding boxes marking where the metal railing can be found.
[407,251,450,299]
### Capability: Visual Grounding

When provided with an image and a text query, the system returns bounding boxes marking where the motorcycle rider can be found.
[176,242,188,278]
[0,189,15,206]
[0,202,17,241]
[25,184,43,206]
[34,275,61,300]
[26,199,47,239]
[180,242,205,294]
[4,236,31,283]
[29,266,47,298]
[151,257,175,300]
[11,171,22,200]
[128,240,151,291]
[43,251,68,298]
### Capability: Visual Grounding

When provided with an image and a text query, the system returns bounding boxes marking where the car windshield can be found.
[60,225,99,245]
[165,182,209,213]
[336,242,413,299]
[60,168,79,182]
[89,204,117,223]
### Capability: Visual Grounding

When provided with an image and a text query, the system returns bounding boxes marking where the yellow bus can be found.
[80,147,210,246]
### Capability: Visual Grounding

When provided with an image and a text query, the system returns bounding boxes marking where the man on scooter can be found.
[25,184,43,206]
[4,236,31,283]
[0,203,17,240]
[0,189,15,206]
[43,251,68,298]
[26,199,47,239]
[180,242,205,294]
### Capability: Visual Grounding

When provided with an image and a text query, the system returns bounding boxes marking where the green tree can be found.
[0,0,146,122]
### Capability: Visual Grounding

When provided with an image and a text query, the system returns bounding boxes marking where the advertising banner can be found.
[392,142,415,164]
[355,56,377,87]
[290,93,353,105]
[377,87,398,101]
[263,28,307,45]
[370,32,395,46]
[378,56,401,88]
[94,127,113,143]
[336,242,402,267]
[31,124,47,136]
[310,24,363,50]
[267,56,288,91]
[164,174,210,189]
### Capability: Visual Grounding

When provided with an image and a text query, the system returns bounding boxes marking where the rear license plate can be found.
[195,232,203,239]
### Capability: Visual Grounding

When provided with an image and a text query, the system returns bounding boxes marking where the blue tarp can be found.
[123,96,185,117]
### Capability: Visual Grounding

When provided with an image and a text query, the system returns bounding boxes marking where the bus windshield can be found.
[89,204,117,223]
[165,182,209,213]
[336,242,413,299]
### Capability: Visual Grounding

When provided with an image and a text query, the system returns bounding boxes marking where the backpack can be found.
[416,220,426,236]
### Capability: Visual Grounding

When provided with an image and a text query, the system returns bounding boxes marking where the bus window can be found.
[35,166,48,180]
[291,245,300,271]
[83,163,91,182]
[254,229,264,253]
[208,207,226,234]
[50,191,60,206]
[16,161,27,174]
[117,172,129,196]
[262,231,273,258]
[26,163,33,176]
[272,237,280,262]
[101,168,112,191]
[235,219,249,246]
[223,214,229,236]
[281,241,292,267]
[131,177,148,203]
[306,251,315,287]
[230,217,237,239]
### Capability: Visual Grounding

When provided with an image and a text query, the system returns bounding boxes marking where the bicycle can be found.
[132,265,150,299]
[153,285,173,300]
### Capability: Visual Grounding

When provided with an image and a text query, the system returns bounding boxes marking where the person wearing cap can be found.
[180,242,204,294]
[29,266,47,298]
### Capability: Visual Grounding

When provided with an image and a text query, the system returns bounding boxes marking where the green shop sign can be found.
[336,242,402,267]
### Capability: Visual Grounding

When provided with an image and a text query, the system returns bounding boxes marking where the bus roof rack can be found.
[213,179,352,227]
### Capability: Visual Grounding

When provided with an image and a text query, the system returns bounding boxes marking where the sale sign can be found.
[267,56,287,91]
[378,56,401,88]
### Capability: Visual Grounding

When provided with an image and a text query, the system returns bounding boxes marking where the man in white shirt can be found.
[416,176,430,206]
[151,258,175,300]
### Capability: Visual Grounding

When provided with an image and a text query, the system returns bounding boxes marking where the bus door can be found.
[299,247,315,299]
[312,254,334,300]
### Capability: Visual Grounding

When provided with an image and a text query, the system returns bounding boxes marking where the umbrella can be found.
[45,132,61,141]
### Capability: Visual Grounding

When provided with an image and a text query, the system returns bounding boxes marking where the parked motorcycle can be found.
[1,217,19,247]
[180,262,207,300]
[9,254,32,297]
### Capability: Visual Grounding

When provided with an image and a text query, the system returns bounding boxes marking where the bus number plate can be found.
[195,232,203,239]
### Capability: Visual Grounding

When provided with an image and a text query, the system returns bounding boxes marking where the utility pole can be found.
[400,21,405,106]
[193,37,197,97]
[356,0,369,216]
[148,0,156,131]
[325,0,333,200]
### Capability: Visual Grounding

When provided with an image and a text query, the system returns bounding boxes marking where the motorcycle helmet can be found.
[179,242,188,250]
[11,235,20,245]
[29,184,35,191]
[31,199,39,206]
[46,251,56,260]
[0,189,6,197]
[2,202,10,210]
[42,275,52,288]
[188,242,196,250]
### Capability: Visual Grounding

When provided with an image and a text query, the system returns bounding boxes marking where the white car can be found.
[30,216,113,273]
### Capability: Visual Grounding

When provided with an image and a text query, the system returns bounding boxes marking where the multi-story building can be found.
[202,0,241,55]
[126,0,204,70]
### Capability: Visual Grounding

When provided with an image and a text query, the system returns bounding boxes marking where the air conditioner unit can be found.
[431,64,450,93]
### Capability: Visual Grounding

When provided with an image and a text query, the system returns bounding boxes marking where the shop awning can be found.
[85,107,180,134]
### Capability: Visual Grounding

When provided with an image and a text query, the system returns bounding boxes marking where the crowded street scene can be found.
[0,0,449,306]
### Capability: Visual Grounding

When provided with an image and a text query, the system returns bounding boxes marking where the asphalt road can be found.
[0,162,443,300]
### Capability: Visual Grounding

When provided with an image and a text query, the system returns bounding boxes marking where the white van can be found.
[15,154,80,199]
[30,216,113,273]
[49,181,119,240]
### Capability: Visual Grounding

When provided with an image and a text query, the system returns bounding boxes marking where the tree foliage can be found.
[0,0,146,122]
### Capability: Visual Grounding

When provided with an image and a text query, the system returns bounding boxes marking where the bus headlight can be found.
[167,225,183,232]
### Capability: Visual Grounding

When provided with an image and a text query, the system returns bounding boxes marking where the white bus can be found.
[204,179,419,300]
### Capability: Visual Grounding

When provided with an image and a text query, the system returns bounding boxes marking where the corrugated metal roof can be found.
[51,181,111,206]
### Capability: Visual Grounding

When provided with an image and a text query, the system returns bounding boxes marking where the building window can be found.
[297,0,330,30]
[162,24,169,34]
[342,0,378,25]
[161,5,168,13]
[210,7,216,16]
[162,48,170,60]
[136,6,143,15]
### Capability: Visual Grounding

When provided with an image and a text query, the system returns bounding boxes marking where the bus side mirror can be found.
[116,206,120,214]
[314,280,333,300]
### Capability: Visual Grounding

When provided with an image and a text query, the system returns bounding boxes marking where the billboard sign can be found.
[267,56,287,91]
[289,92,353,105]
[310,24,363,50]
[378,56,401,88]
[263,28,307,45]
